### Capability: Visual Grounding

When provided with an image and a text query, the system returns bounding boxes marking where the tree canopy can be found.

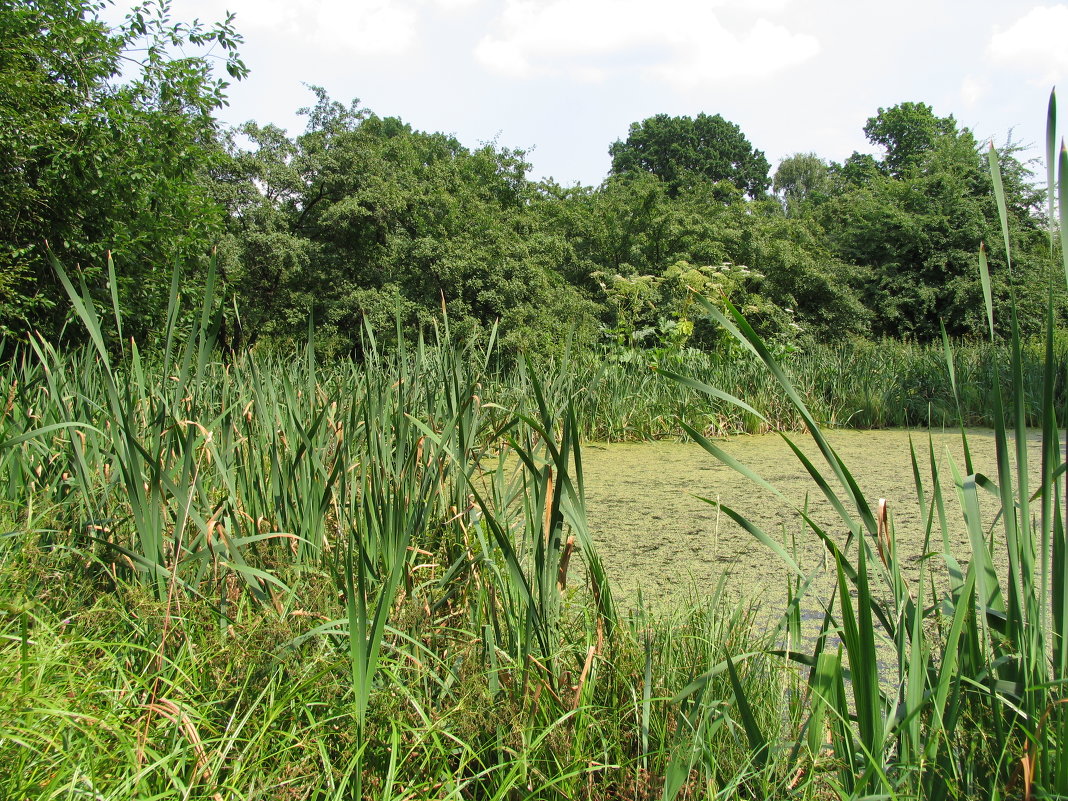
[864,102,961,178]
[609,113,771,198]
[219,88,595,355]
[0,0,245,339]
[2,3,1057,357]
[773,153,832,216]
[819,102,1050,339]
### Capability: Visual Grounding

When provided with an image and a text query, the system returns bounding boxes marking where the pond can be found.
[581,428,1047,621]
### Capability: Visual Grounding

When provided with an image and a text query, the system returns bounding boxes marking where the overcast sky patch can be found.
[473,0,818,84]
[988,5,1068,83]
[959,75,987,108]
[648,18,819,89]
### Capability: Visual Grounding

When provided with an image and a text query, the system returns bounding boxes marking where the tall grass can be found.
[2,250,795,798]
[3,95,1067,801]
[509,336,1068,443]
[665,89,1068,799]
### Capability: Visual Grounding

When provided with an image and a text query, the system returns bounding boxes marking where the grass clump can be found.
[0,536,789,799]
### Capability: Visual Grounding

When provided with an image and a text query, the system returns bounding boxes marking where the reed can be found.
[4,93,1067,801]
[664,89,1068,799]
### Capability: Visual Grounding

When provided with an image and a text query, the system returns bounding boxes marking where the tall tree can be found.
[220,89,595,356]
[822,103,1049,339]
[0,0,246,341]
[773,153,832,216]
[608,113,771,198]
[863,102,959,178]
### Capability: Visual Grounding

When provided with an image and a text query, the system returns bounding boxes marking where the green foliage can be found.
[0,0,246,342]
[10,11,1068,796]
[3,2,1059,362]
[220,88,595,358]
[716,199,871,341]
[592,260,795,350]
[9,250,1067,799]
[822,102,1052,339]
[772,152,832,216]
[609,112,771,198]
[863,101,960,178]
[2,249,797,799]
[542,172,867,346]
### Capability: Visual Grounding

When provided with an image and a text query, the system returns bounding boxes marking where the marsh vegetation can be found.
[3,237,1067,797]
[3,3,1068,798]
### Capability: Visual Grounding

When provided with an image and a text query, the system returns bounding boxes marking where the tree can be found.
[537,167,866,345]
[821,103,1049,339]
[0,0,246,341]
[773,153,832,216]
[863,102,960,178]
[608,113,771,198]
[220,89,596,357]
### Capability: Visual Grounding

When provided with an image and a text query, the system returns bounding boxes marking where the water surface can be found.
[581,428,1044,617]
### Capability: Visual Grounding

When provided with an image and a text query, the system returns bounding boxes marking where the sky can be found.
[105,0,1068,188]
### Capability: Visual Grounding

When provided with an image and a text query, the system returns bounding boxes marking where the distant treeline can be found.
[1,1,1059,356]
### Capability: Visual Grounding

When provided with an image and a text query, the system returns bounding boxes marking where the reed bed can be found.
[2,97,1067,799]
[0,260,794,799]
[520,336,1068,443]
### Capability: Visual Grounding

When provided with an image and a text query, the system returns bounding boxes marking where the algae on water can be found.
[581,428,1041,614]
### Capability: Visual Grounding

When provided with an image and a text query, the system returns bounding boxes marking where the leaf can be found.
[725,653,768,769]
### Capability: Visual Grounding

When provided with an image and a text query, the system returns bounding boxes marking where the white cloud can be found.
[195,0,420,56]
[317,1,419,54]
[651,18,819,88]
[960,75,986,107]
[474,36,534,76]
[473,0,818,85]
[988,5,1068,83]
[428,0,481,10]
